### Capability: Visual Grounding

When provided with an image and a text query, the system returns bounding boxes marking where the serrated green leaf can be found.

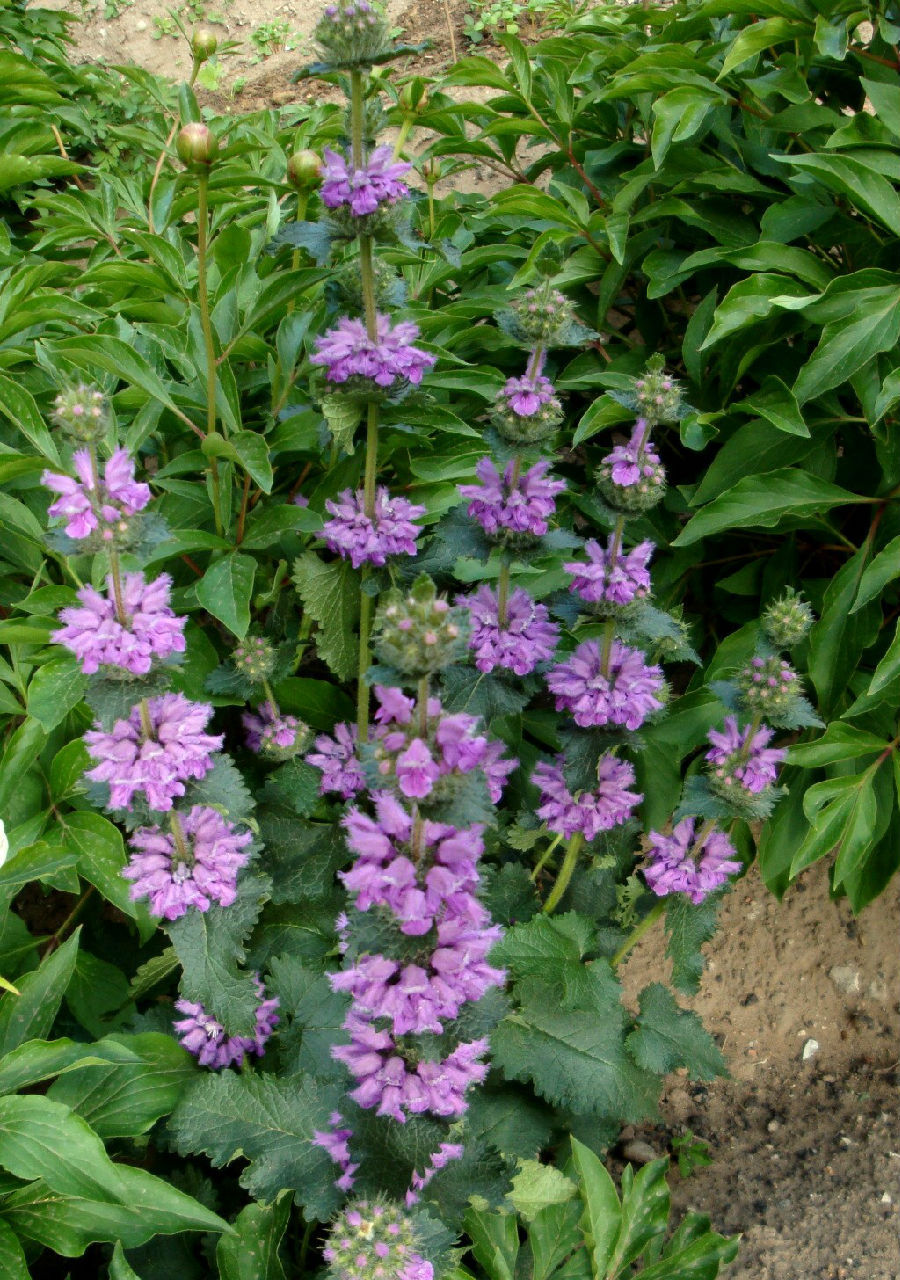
[509,1160,576,1222]
[626,984,725,1080]
[170,1070,343,1220]
[322,396,362,455]
[664,894,721,996]
[196,554,256,639]
[293,553,359,682]
[129,948,179,1000]
[492,913,596,979]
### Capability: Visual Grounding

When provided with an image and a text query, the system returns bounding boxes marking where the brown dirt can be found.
[620,862,900,1279]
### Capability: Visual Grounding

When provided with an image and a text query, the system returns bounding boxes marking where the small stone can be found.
[867,976,890,1003]
[801,1038,819,1061]
[881,1192,893,1205]
[829,965,861,995]
[622,1139,659,1165]
[135,18,147,29]
[766,1119,780,1133]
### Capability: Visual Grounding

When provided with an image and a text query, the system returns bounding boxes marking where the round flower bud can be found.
[492,392,564,444]
[513,287,574,343]
[737,654,800,718]
[176,122,218,169]
[233,636,277,683]
[287,149,322,192]
[761,591,815,649]
[191,27,218,61]
[633,357,682,425]
[315,1,393,66]
[422,157,442,184]
[323,1199,433,1280]
[51,382,109,443]
[373,575,468,677]
[399,78,428,114]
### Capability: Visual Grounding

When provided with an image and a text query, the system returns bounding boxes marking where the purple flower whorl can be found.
[53,572,186,676]
[124,805,252,920]
[321,145,412,218]
[706,716,786,796]
[459,456,565,546]
[459,584,559,676]
[84,693,222,812]
[322,487,425,568]
[547,639,665,731]
[311,314,435,396]
[307,722,366,798]
[643,817,742,905]
[174,977,279,1069]
[42,447,151,543]
[533,754,642,840]
[597,421,666,514]
[564,537,654,612]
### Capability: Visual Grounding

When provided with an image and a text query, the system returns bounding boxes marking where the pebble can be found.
[622,1139,659,1165]
[829,965,861,995]
[802,1038,820,1061]
[767,1120,780,1133]
[135,18,146,30]
[880,1192,893,1205]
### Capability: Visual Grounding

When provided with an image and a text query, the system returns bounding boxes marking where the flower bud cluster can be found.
[738,653,799,718]
[513,287,574,343]
[373,578,468,677]
[762,589,815,649]
[52,382,109,443]
[315,0,392,65]
[322,1199,434,1280]
[233,635,277,683]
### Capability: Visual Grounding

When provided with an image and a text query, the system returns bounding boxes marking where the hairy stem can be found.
[196,170,224,534]
[138,697,154,741]
[611,898,665,968]
[530,831,563,882]
[108,550,128,627]
[357,585,372,739]
[496,558,511,628]
[417,674,430,738]
[543,831,584,914]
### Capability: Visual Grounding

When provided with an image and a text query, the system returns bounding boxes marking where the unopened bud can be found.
[374,575,468,677]
[176,122,218,169]
[738,654,800,719]
[315,1,392,66]
[286,149,322,191]
[513,287,573,343]
[633,356,681,425]
[191,27,218,61]
[52,382,109,443]
[761,591,815,649]
[422,157,442,184]
[399,77,428,114]
[233,635,277,683]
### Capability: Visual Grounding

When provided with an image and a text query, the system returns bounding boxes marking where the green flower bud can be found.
[633,356,682,425]
[762,590,815,649]
[286,149,322,191]
[176,122,218,169]
[51,382,109,443]
[233,636,277,683]
[191,27,218,61]
[399,77,428,114]
[513,287,573,343]
[738,654,800,718]
[315,1,393,66]
[373,575,468,678]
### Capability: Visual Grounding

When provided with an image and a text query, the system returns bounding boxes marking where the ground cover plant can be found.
[0,0,898,1274]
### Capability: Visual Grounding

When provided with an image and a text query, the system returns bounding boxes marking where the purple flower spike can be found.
[311,314,435,391]
[84,693,222,812]
[42,447,151,541]
[307,722,366,798]
[459,584,559,675]
[321,145,412,216]
[322,487,425,568]
[644,817,742,904]
[174,976,279,1069]
[502,373,556,417]
[547,639,665,731]
[460,456,565,541]
[564,537,654,608]
[706,716,786,794]
[124,805,251,920]
[52,572,186,676]
[533,754,642,840]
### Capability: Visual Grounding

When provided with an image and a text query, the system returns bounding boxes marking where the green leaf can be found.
[230,432,274,494]
[737,376,808,437]
[675,469,857,546]
[463,1206,519,1280]
[0,930,80,1055]
[62,812,145,923]
[637,1228,739,1279]
[794,286,900,403]
[0,51,63,104]
[322,397,362,456]
[170,1070,343,1220]
[699,274,809,349]
[717,17,808,77]
[626,984,725,1080]
[292,552,359,683]
[0,1093,138,1200]
[651,86,719,167]
[0,838,79,895]
[0,373,60,464]
[606,1159,672,1278]
[196,554,256,639]
[50,738,90,800]
[216,1194,290,1280]
[167,872,269,1037]
[26,655,87,731]
[775,153,900,236]
[569,1136,620,1276]
[852,534,900,612]
[866,618,900,698]
[492,913,596,979]
[665,894,721,996]
[47,1032,195,1140]
[0,1219,29,1279]
[808,546,881,716]
[129,948,179,1000]
[509,1160,576,1222]
[110,1241,143,1279]
[0,154,82,192]
[0,721,46,817]
[791,773,877,879]
[789,723,888,768]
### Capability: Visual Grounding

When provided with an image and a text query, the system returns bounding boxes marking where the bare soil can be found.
[28,3,900,1274]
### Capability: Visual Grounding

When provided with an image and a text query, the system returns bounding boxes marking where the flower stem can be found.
[195,169,224,536]
[287,191,308,313]
[108,549,128,626]
[611,898,665,968]
[169,811,190,863]
[359,234,378,341]
[138,697,154,741]
[530,831,563,882]
[417,675,429,737]
[496,558,511,628]
[357,584,372,739]
[542,831,584,914]
[350,69,366,168]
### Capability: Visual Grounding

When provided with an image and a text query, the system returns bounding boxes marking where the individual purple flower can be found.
[307,722,366,798]
[311,313,435,391]
[312,1112,359,1192]
[564,537,654,608]
[52,572,185,676]
[124,805,251,920]
[320,144,412,216]
[706,716,786,794]
[395,738,441,799]
[459,584,559,675]
[84,693,222,812]
[459,456,565,541]
[597,420,666,512]
[644,817,742,904]
[547,639,665,731]
[242,700,308,757]
[502,372,556,417]
[322,487,425,568]
[174,977,279,1069]
[533,754,642,840]
[42,447,151,540]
